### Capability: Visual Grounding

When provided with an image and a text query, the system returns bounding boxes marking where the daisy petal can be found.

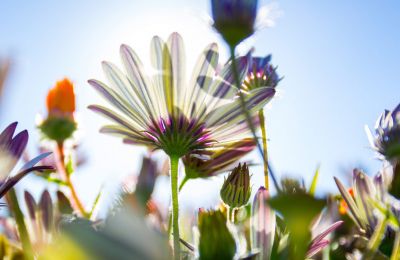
[89,79,148,129]
[206,87,275,127]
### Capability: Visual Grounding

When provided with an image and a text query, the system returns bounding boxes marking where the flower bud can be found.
[243,55,280,91]
[220,163,251,209]
[182,138,255,179]
[251,186,275,260]
[39,78,77,142]
[211,0,258,47]
[198,209,236,260]
[367,103,400,163]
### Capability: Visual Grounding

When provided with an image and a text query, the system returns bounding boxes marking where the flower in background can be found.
[39,78,77,143]
[24,190,56,252]
[133,156,158,207]
[0,58,11,101]
[334,169,388,235]
[338,188,354,215]
[211,0,258,47]
[198,209,236,260]
[242,54,280,91]
[182,138,255,181]
[307,221,343,258]
[220,163,251,209]
[366,103,400,163]
[0,122,53,198]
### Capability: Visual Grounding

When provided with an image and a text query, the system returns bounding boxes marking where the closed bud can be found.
[211,0,258,47]
[198,210,236,260]
[220,163,251,209]
[182,138,255,179]
[39,78,77,142]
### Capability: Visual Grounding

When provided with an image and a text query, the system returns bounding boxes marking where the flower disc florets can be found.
[145,115,212,158]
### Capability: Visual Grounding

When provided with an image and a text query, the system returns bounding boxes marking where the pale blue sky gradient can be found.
[0,1,399,212]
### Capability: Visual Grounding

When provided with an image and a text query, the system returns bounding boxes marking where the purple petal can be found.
[20,152,52,172]
[311,221,343,247]
[251,186,275,259]
[9,130,28,158]
[307,239,330,258]
[39,190,53,232]
[0,165,53,198]
[24,190,37,220]
[0,122,18,147]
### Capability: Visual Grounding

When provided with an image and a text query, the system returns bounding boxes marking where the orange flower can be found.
[40,78,77,142]
[339,188,354,215]
[46,78,75,116]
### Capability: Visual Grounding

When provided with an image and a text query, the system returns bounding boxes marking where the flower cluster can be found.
[0,1,398,260]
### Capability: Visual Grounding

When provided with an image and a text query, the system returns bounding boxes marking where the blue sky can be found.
[0,0,399,212]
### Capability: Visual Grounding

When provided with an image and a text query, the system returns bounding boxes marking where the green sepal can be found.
[39,117,76,142]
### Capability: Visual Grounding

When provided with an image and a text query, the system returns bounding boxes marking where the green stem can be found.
[226,207,231,225]
[167,175,187,240]
[170,156,180,259]
[231,208,236,223]
[259,109,269,190]
[6,188,33,259]
[178,176,189,192]
[167,209,172,235]
[366,218,387,259]
[57,142,89,218]
[391,231,400,260]
[228,46,280,193]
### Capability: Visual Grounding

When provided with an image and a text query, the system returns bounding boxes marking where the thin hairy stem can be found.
[228,46,280,192]
[259,109,269,190]
[56,142,89,218]
[179,176,189,192]
[170,155,180,259]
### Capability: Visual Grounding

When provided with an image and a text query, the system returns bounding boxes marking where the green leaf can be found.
[391,232,400,260]
[66,156,74,176]
[268,193,325,260]
[389,163,400,199]
[46,177,68,186]
[6,189,33,260]
[57,190,73,215]
[35,171,68,186]
[365,218,387,259]
[309,165,320,196]
[89,186,103,218]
